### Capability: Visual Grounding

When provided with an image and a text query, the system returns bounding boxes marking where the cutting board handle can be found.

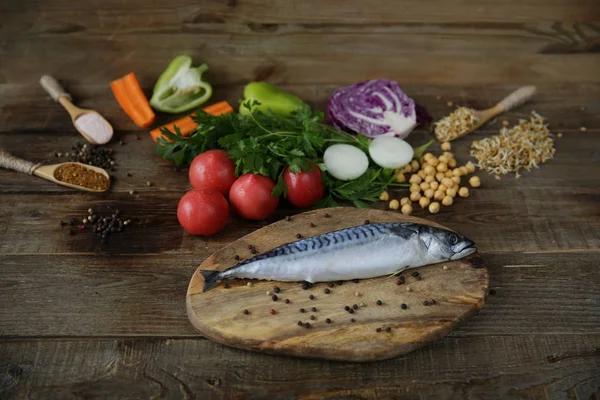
[0,151,41,175]
[40,75,72,102]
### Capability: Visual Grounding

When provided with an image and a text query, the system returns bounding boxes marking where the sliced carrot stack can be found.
[150,101,234,143]
[110,73,156,128]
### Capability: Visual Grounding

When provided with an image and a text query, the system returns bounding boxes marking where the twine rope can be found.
[0,151,42,175]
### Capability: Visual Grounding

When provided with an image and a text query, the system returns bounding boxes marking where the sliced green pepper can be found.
[150,55,212,114]
[239,82,306,116]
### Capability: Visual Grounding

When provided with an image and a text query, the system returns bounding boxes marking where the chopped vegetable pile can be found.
[156,101,421,207]
[470,111,555,178]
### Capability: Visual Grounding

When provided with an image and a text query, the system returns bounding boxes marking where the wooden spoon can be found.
[0,151,110,192]
[39,75,113,144]
[436,85,537,142]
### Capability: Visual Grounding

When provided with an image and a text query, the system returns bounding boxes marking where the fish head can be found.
[426,227,477,261]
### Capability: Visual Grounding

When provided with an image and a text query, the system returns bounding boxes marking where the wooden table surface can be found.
[1,1,599,398]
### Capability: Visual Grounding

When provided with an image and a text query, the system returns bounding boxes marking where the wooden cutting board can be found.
[186,207,489,362]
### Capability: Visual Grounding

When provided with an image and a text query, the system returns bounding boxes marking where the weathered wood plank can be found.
[1,182,598,255]
[2,0,599,24]
[0,253,597,337]
[0,335,598,399]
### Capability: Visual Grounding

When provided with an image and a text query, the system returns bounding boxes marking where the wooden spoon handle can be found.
[0,151,41,175]
[496,86,536,112]
[40,75,72,102]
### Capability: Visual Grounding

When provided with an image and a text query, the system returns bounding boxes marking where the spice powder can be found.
[54,163,110,190]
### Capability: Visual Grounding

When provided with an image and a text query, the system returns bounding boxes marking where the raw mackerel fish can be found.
[200,222,476,292]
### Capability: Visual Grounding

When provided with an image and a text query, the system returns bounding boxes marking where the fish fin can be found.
[199,270,222,292]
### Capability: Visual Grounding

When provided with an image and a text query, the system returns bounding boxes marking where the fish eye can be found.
[449,234,458,245]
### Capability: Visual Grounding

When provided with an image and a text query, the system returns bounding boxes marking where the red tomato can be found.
[189,150,236,195]
[283,163,325,208]
[177,189,229,236]
[229,174,279,220]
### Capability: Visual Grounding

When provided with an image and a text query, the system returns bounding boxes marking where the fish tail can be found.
[199,270,222,292]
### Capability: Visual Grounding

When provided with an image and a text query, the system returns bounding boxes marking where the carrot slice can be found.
[150,101,234,143]
[110,73,156,128]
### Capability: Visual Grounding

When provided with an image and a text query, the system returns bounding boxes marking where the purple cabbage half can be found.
[328,79,428,139]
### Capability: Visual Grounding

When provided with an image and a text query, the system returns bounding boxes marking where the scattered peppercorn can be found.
[352,304,358,310]
[348,308,354,314]
[344,306,350,311]
[251,248,257,254]
[304,322,311,328]
[324,288,331,294]
[430,299,436,305]
[326,318,331,324]
[328,282,334,288]
[309,295,315,300]
[234,255,240,261]
[386,327,391,332]
[311,307,317,312]
[243,309,249,315]
[269,309,276,315]
[364,219,370,224]
[274,286,280,293]
[285,299,290,304]
[376,300,382,305]
[297,321,303,326]
[296,233,302,239]
[350,318,356,323]
[411,271,419,277]
[272,295,278,301]
[300,308,305,313]
[376,328,382,332]
[423,301,430,306]
[247,244,253,249]
[401,304,407,310]
[309,315,316,320]
[61,143,115,170]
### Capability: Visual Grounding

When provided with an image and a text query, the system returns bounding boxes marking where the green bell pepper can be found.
[239,82,306,116]
[150,55,212,114]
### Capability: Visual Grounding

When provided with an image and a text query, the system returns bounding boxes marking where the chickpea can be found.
[438,155,449,164]
[429,181,439,190]
[445,170,453,177]
[418,170,427,179]
[410,191,422,202]
[424,188,434,199]
[441,142,451,151]
[458,187,469,197]
[397,173,406,183]
[410,160,420,171]
[446,187,457,197]
[442,177,454,188]
[466,161,476,173]
[469,176,481,188]
[389,199,400,210]
[443,151,454,160]
[438,184,448,193]
[423,152,435,160]
[409,174,422,184]
[426,157,439,167]
[410,184,420,193]
[423,165,436,175]
[428,202,441,214]
[379,191,390,201]
[442,196,453,206]
[452,168,463,177]
[419,196,430,209]
[459,166,469,176]
[403,164,412,173]
[436,163,448,173]
[419,182,430,191]
[400,197,411,206]
[448,158,457,168]
[419,156,426,165]
[451,176,461,185]
[435,172,445,182]
[434,190,445,201]
[401,204,413,216]
[424,175,435,183]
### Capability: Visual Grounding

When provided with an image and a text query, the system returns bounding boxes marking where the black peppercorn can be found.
[297,321,303,326]
[423,301,429,306]
[352,304,358,310]
[351,318,356,323]
[344,306,350,311]
[247,244,253,249]
[234,255,240,261]
[300,308,305,313]
[412,271,419,277]
[309,295,315,300]
[272,295,278,301]
[364,219,370,224]
[324,288,331,294]
[251,249,257,254]
[376,327,382,332]
[386,327,391,332]
[310,315,316,320]
[376,300,382,305]
[311,307,317,312]
[328,282,334,288]
[296,233,302,239]
[348,308,354,314]
[274,286,280,293]
[326,318,331,324]
[243,309,249,315]
[401,304,407,310]
[285,299,290,304]
[430,299,436,305]
[304,322,311,328]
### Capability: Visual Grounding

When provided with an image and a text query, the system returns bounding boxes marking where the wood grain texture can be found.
[187,208,488,361]
[1,252,597,338]
[1,336,598,399]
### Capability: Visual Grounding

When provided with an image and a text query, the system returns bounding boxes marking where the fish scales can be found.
[199,222,476,292]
